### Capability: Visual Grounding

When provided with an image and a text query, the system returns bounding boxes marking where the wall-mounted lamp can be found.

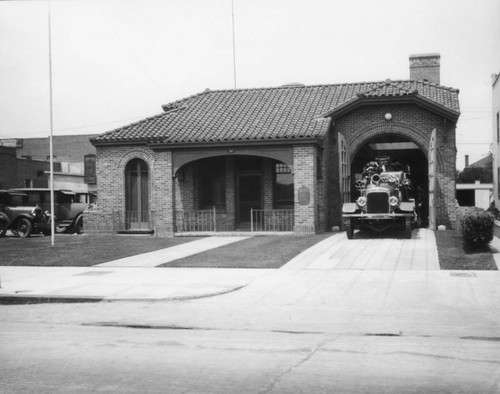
[228,148,235,153]
[385,113,392,121]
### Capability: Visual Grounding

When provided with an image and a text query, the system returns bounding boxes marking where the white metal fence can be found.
[114,210,155,232]
[174,208,294,232]
[175,207,217,232]
[251,209,294,232]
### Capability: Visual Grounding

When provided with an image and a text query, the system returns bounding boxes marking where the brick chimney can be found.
[409,53,440,84]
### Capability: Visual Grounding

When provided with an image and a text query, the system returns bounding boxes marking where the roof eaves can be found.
[413,95,460,121]
[147,136,324,150]
[319,92,459,121]
[319,97,361,118]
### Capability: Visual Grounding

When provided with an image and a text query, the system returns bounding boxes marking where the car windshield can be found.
[9,194,26,206]
[58,193,75,203]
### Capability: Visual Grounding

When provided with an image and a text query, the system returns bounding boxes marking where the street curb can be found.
[0,295,104,305]
[0,285,247,305]
[102,285,247,303]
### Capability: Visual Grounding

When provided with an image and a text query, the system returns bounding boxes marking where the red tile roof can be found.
[91,80,460,145]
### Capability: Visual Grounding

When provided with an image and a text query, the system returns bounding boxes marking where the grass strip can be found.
[434,230,497,270]
[0,234,199,267]
[159,233,334,269]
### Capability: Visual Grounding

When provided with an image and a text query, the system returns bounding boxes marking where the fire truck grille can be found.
[367,192,389,213]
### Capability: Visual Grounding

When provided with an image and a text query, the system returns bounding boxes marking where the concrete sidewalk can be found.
[0,266,268,302]
[95,236,249,267]
[0,229,498,304]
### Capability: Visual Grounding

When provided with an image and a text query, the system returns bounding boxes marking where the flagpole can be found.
[231,0,237,89]
[48,0,55,246]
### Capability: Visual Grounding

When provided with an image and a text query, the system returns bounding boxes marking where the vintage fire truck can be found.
[342,159,415,239]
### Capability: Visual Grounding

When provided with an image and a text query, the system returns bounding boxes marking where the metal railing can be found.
[251,209,294,232]
[175,207,217,232]
[174,208,294,233]
[114,210,155,232]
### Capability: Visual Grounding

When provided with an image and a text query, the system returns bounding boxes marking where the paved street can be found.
[1,321,498,394]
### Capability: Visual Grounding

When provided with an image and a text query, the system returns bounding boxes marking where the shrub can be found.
[487,205,500,220]
[456,206,494,249]
[455,206,482,234]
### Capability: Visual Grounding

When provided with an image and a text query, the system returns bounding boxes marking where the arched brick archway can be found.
[117,148,154,171]
[346,120,445,172]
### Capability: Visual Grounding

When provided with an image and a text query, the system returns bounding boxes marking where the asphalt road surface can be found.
[1,317,499,394]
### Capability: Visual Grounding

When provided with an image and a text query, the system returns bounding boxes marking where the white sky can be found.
[1,0,499,169]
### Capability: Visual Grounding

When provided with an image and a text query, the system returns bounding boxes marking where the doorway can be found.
[237,174,262,228]
[125,158,149,230]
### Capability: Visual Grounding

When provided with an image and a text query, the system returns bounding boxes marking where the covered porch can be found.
[173,150,295,234]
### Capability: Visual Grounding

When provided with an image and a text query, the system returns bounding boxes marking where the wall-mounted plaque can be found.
[298,186,310,205]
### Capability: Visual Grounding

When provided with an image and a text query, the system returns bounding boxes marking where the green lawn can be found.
[1,230,498,270]
[434,230,497,270]
[0,234,198,267]
[158,233,334,269]
[0,232,333,268]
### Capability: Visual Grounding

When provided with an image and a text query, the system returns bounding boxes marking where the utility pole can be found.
[48,0,55,246]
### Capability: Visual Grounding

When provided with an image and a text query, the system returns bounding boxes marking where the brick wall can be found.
[84,145,178,235]
[293,145,318,234]
[326,103,457,228]
[89,101,457,236]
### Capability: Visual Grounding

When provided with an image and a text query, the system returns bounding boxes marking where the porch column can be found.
[225,156,236,230]
[151,150,175,237]
[293,145,318,234]
[263,158,274,210]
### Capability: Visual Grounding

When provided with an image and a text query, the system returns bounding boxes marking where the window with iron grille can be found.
[274,163,293,209]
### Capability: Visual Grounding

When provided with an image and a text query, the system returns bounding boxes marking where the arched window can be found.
[125,159,149,225]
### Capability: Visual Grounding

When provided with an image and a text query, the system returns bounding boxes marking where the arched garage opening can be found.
[351,134,429,227]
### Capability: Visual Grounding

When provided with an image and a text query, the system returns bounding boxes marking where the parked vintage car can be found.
[9,188,88,234]
[342,160,415,239]
[0,190,51,237]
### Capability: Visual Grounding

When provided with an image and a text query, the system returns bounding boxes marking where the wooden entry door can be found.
[237,175,262,225]
[338,132,351,230]
[428,129,437,230]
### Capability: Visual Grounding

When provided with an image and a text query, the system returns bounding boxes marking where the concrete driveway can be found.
[282,228,439,271]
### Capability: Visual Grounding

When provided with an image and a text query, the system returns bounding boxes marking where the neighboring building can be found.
[456,153,493,209]
[0,134,97,193]
[492,73,500,208]
[0,145,60,189]
[87,53,460,236]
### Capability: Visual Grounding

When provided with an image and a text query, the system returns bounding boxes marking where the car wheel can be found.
[345,219,354,240]
[0,214,8,237]
[74,216,83,234]
[16,218,33,238]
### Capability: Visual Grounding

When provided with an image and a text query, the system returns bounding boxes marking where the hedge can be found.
[456,206,494,249]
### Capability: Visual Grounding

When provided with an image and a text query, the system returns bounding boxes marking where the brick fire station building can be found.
[86,54,460,236]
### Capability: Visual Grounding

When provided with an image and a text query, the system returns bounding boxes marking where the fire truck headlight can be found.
[389,196,399,206]
[356,196,367,207]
